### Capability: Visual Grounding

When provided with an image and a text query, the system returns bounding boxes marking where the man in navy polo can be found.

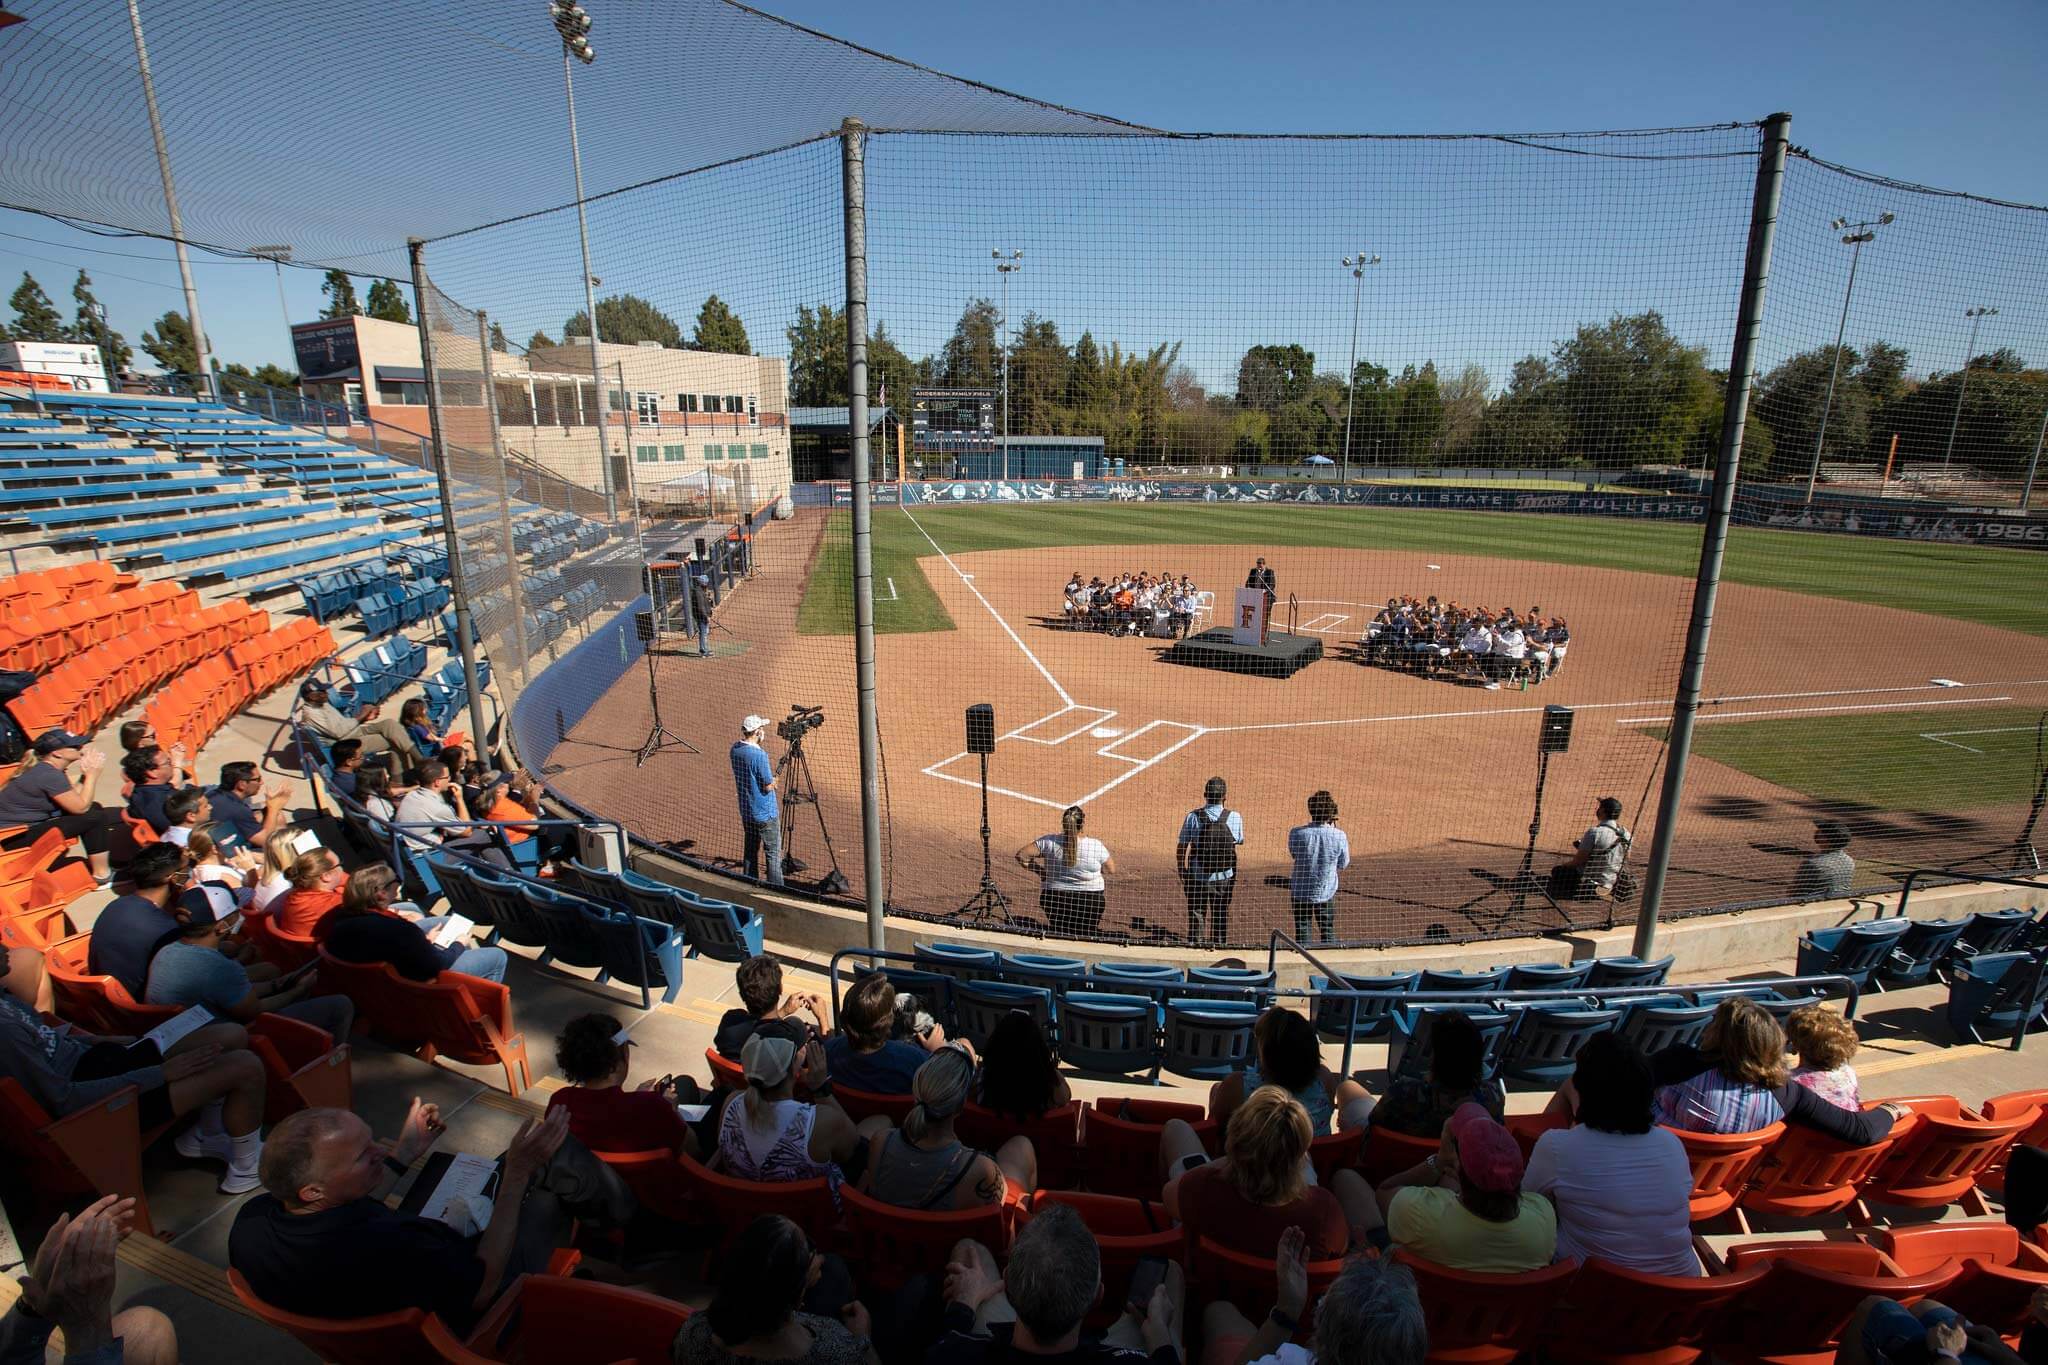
[206,761,294,851]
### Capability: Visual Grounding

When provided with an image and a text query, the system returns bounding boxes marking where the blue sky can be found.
[4,0,2043,391]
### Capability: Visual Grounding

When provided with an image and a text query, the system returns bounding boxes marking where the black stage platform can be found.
[1160,628,1323,678]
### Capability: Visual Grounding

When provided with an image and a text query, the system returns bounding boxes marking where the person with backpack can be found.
[1176,776,1244,946]
[1286,789,1350,944]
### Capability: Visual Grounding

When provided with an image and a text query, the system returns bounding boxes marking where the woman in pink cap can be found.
[1367,1102,1556,1272]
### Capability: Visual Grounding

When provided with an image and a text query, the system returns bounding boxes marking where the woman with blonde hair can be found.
[187,828,261,907]
[716,1034,879,1199]
[1784,1004,1862,1109]
[1651,995,1903,1142]
[250,827,301,912]
[1018,804,1113,937]
[268,848,347,938]
[858,1044,1037,1214]
[1161,1085,1375,1260]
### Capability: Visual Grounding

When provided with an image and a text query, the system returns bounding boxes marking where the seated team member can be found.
[1064,572,1085,620]
[326,739,365,799]
[1161,1086,1370,1262]
[720,1033,883,1194]
[1208,1005,1371,1137]
[0,943,269,1194]
[1169,580,1196,639]
[207,761,294,850]
[1789,819,1856,901]
[123,747,195,834]
[1365,1009,1506,1137]
[87,844,197,998]
[158,786,209,849]
[859,1045,1037,1215]
[294,678,420,764]
[229,1103,632,1332]
[1784,1003,1863,1109]
[931,1200,1182,1365]
[715,954,822,1059]
[824,969,954,1094]
[320,874,510,984]
[1492,618,1528,686]
[547,1012,700,1157]
[1526,1033,1698,1276]
[267,849,350,939]
[1652,995,1906,1141]
[1545,616,1570,672]
[1370,1103,1556,1272]
[146,882,356,1042]
[1546,796,1631,902]
[1457,617,1493,680]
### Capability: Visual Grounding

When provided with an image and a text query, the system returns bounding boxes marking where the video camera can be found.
[778,704,825,744]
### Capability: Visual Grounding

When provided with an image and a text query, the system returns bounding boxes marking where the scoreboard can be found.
[911,387,996,455]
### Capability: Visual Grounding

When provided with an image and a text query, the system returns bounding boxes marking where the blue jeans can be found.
[416,916,509,983]
[696,619,711,655]
[743,815,784,886]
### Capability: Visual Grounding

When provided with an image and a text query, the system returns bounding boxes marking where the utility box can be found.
[0,341,110,392]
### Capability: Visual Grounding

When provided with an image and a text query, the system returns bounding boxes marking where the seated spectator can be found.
[123,746,192,835]
[718,1034,879,1194]
[327,738,365,800]
[1652,996,1904,1143]
[671,1214,878,1365]
[228,1104,631,1332]
[399,698,453,756]
[320,880,508,984]
[931,1200,1181,1365]
[146,883,355,1041]
[1364,1010,1505,1138]
[295,679,420,764]
[486,772,574,864]
[860,1045,1037,1215]
[338,862,429,925]
[207,761,293,849]
[118,718,187,794]
[1784,1003,1862,1110]
[0,1194,178,1365]
[268,848,348,939]
[159,786,209,849]
[0,730,119,883]
[715,954,821,1059]
[1526,1034,1697,1276]
[395,760,507,865]
[825,969,952,1094]
[1790,820,1856,901]
[86,844,188,998]
[1202,1227,1428,1365]
[250,828,301,913]
[0,943,267,1193]
[356,765,400,824]
[546,1012,699,1157]
[1210,1006,1370,1137]
[974,1008,1072,1122]
[187,828,261,908]
[1370,1104,1555,1273]
[1161,1086,1369,1262]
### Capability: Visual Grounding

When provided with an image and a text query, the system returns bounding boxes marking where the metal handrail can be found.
[1888,867,2047,920]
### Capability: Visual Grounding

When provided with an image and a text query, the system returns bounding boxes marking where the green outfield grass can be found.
[1361,475,1638,493]
[1673,706,2046,812]
[794,502,2048,638]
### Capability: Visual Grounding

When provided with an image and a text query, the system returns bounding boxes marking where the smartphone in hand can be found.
[1125,1256,1168,1314]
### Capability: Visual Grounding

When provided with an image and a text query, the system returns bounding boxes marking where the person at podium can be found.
[1245,557,1277,644]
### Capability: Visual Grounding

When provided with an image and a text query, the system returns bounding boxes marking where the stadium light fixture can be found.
[993,249,1023,480]
[1339,252,1381,485]
[549,0,614,515]
[1803,212,1894,503]
[1942,304,2001,474]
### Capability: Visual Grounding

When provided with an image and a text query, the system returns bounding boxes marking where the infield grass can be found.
[1672,706,2046,812]
[794,503,2048,639]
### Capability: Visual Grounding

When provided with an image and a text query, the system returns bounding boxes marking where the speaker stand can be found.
[632,626,699,766]
[952,751,1012,926]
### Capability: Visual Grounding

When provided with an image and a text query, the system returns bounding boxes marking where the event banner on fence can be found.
[811,479,2047,547]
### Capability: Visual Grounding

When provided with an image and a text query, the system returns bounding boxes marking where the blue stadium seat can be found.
[914,941,1001,988]
[520,883,610,976]
[1504,961,1593,992]
[1310,971,1416,1042]
[1090,962,1185,1002]
[1616,996,1717,1055]
[1057,992,1158,1076]
[1500,1003,1625,1086]
[1417,966,1511,995]
[1158,998,1260,1081]
[1585,955,1675,989]
[1877,917,1972,990]
[1795,920,1912,991]
[1943,908,2037,978]
[955,979,1054,1051]
[1386,1005,1515,1084]
[1185,966,1275,1004]
[467,868,548,952]
[591,908,687,1009]
[1945,949,2048,1048]
[677,897,763,963]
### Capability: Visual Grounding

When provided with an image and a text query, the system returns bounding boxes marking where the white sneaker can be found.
[1483,682,1501,691]
[219,1162,263,1196]
[174,1125,232,1164]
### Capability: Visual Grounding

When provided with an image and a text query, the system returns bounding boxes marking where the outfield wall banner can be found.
[800,479,2048,547]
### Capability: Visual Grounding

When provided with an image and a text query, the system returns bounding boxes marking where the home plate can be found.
[1931,678,1963,688]
[1091,727,1124,738]
[1427,563,1442,570]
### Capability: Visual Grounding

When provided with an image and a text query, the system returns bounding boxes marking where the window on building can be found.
[704,444,724,461]
[678,393,698,413]
[635,445,660,464]
[662,444,685,462]
[747,395,758,426]
[635,391,660,425]
[701,393,719,413]
[750,444,769,461]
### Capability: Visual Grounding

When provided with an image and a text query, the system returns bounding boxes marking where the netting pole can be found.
[615,360,646,567]
[561,47,615,524]
[125,0,214,399]
[2021,401,2047,512]
[1632,113,1792,959]
[407,238,493,761]
[474,309,532,686]
[842,117,885,951]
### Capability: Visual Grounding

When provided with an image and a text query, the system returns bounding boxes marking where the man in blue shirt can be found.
[729,714,782,886]
[1175,776,1244,946]
[206,761,293,851]
[123,747,194,835]
[1286,790,1350,945]
[85,844,188,998]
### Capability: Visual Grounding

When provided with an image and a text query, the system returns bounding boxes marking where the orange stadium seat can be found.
[1192,1236,1352,1343]
[1085,1095,1219,1199]
[678,1149,838,1254]
[1670,1122,1784,1229]
[465,1275,691,1365]
[1859,1094,2038,1219]
[1394,1253,1580,1365]
[837,1183,1008,1292]
[0,1077,170,1239]
[1023,1190,1179,1328]
[960,1099,1085,1191]
[227,1268,493,1365]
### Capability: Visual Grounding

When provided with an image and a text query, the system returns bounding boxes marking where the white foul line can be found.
[1917,724,2035,756]
[882,577,899,602]
[1615,696,2014,725]
[902,507,1071,708]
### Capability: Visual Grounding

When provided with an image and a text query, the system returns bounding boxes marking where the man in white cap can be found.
[145,883,356,1044]
[730,714,783,886]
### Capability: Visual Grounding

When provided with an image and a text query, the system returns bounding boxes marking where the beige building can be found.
[296,316,791,508]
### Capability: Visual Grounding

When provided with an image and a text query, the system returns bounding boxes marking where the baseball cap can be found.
[32,729,90,755]
[741,1032,796,1089]
[177,881,241,927]
[741,714,770,734]
[1448,1102,1524,1193]
[300,679,330,698]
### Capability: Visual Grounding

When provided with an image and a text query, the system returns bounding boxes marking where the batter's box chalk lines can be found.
[1007,705,1116,746]
[1917,725,2036,755]
[902,507,1071,707]
[1074,723,1210,807]
[1614,695,2015,726]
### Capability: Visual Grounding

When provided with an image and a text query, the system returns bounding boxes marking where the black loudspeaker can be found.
[694,536,709,561]
[965,703,996,755]
[1539,704,1575,754]
[634,611,656,643]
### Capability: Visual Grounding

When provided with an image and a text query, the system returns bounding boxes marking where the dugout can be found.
[930,435,1108,481]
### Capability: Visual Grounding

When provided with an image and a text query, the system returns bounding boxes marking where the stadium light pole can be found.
[125,0,215,399]
[251,245,295,368]
[1941,305,1999,474]
[1802,212,1892,504]
[993,249,1022,480]
[1339,252,1380,484]
[549,1,614,521]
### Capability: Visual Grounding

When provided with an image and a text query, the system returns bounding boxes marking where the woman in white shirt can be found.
[187,829,260,908]
[1525,1032,1699,1277]
[249,826,302,912]
[1017,805,1114,937]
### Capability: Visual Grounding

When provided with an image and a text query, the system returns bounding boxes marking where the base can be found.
[1160,628,1324,679]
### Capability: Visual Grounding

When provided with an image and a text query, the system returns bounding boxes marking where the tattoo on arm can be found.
[974,1164,1004,1207]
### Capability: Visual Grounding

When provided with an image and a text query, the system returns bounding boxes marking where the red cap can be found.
[1448,1102,1524,1193]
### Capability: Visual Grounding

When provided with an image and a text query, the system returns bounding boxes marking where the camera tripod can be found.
[951,750,1013,926]
[633,612,699,767]
[1456,743,1566,930]
[776,728,847,892]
